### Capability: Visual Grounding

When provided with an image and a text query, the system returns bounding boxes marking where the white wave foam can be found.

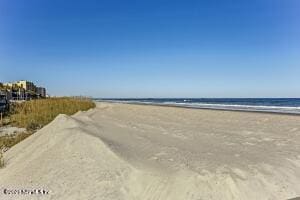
[96,100,300,114]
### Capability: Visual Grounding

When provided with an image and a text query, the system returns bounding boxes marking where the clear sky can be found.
[0,0,299,98]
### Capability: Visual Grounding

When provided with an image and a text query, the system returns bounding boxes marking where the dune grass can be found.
[0,132,32,148]
[0,132,32,168]
[0,153,3,168]
[0,97,95,167]
[9,97,95,130]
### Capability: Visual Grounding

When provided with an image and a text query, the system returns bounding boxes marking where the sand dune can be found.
[1,102,300,200]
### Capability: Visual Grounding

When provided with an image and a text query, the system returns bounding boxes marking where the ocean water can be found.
[95,98,300,115]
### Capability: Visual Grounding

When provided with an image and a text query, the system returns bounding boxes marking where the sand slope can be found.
[1,102,300,200]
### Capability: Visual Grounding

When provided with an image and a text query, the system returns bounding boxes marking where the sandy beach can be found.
[0,102,300,200]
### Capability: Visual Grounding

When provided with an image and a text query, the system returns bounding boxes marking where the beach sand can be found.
[0,102,300,200]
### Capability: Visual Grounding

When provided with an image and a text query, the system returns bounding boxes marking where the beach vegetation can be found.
[0,152,3,168]
[0,132,32,149]
[0,97,95,168]
[9,97,95,130]
[0,131,32,167]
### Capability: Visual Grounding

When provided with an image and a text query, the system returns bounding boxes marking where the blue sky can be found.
[0,0,299,98]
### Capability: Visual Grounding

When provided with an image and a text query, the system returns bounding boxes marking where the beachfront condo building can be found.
[37,87,46,98]
[16,80,37,93]
[1,80,47,100]
[3,82,17,89]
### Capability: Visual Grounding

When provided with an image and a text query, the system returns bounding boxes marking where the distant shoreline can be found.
[95,100,300,116]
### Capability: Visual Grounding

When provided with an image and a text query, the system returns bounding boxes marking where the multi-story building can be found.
[16,80,37,93]
[36,87,46,98]
[1,80,47,101]
[13,88,25,100]
[3,82,18,89]
[0,82,12,101]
